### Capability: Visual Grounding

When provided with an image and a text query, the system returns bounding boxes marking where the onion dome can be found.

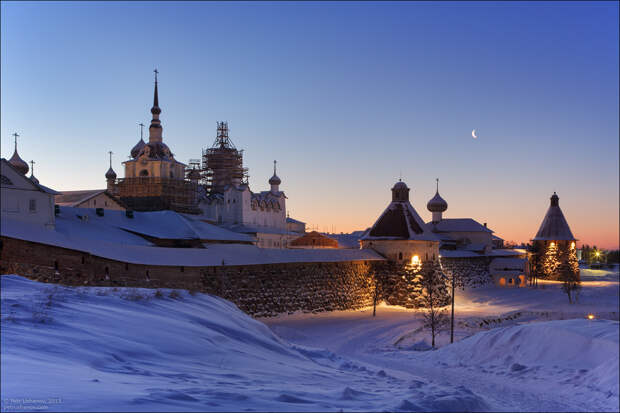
[269,160,281,186]
[427,192,448,213]
[105,167,117,180]
[137,142,172,159]
[9,149,29,175]
[269,174,281,186]
[130,138,146,158]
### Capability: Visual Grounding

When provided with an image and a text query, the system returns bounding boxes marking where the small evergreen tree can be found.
[418,260,449,348]
[541,241,559,279]
[557,246,581,303]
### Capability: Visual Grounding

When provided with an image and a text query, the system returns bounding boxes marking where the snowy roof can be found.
[1,158,60,195]
[361,201,439,242]
[55,189,122,207]
[51,206,253,243]
[488,248,528,257]
[438,248,527,259]
[492,234,504,241]
[1,216,384,266]
[532,193,576,241]
[35,183,61,195]
[286,217,305,225]
[427,218,493,233]
[329,233,363,249]
[222,224,298,236]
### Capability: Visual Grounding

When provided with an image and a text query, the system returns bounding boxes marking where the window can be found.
[29,199,36,213]
[398,252,403,260]
[104,201,107,207]
[140,169,149,176]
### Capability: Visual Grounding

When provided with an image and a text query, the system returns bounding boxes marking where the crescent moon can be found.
[472,129,478,139]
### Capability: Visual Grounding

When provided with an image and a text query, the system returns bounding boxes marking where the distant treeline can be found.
[580,245,619,264]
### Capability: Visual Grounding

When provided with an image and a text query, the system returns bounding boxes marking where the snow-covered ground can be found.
[2,267,618,412]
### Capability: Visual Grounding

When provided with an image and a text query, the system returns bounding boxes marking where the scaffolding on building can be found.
[115,177,200,214]
[201,121,249,194]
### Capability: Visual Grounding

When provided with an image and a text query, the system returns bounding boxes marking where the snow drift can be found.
[2,275,618,412]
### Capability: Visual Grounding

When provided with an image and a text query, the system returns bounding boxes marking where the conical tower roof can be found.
[361,180,439,241]
[532,192,576,241]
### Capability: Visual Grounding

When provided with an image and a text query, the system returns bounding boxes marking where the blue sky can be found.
[1,1,618,247]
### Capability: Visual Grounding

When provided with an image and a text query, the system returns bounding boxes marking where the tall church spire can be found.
[149,69,163,143]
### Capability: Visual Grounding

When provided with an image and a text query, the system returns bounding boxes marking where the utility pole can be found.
[450,271,455,343]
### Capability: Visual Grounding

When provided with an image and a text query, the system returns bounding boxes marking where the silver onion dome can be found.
[427,191,448,213]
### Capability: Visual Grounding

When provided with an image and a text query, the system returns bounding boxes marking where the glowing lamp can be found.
[550,242,555,247]
[411,255,420,265]
[587,314,595,320]
[571,242,575,249]
[595,251,601,257]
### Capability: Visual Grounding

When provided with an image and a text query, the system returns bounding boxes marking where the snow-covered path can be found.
[264,267,620,412]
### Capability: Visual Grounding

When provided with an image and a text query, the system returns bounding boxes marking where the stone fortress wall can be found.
[0,236,492,317]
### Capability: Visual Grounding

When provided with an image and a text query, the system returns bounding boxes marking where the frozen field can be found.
[1,267,618,412]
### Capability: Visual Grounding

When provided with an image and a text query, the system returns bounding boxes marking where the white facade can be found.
[360,239,439,264]
[1,159,56,229]
[200,184,286,229]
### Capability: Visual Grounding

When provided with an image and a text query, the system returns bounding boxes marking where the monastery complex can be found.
[1,71,580,315]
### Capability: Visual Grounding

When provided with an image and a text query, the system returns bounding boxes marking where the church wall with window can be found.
[1,159,56,229]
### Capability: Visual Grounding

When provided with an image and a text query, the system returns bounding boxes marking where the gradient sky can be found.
[1,1,618,248]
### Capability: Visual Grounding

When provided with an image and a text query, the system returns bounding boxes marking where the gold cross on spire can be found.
[153,68,158,83]
[109,151,113,168]
[273,159,277,175]
[139,122,145,139]
[12,132,19,149]
[436,178,439,192]
[30,160,35,175]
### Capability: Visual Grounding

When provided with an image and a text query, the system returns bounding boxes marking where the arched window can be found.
[54,260,59,270]
[139,169,149,177]
[398,252,403,260]
[170,171,174,178]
